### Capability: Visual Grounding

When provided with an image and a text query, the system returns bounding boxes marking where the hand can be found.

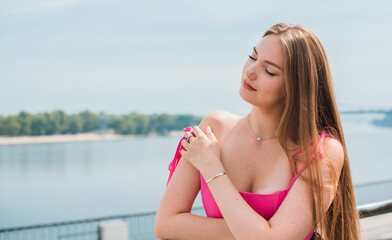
[180,126,221,173]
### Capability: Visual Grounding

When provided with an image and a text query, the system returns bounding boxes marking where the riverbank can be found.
[0,130,184,145]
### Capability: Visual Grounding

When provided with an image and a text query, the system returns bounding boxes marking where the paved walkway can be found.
[361,212,392,240]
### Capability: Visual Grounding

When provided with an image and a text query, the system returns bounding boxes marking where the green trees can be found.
[66,114,83,134]
[31,114,48,136]
[0,110,202,136]
[45,111,67,135]
[79,110,99,132]
[17,111,31,135]
[107,112,200,135]
[0,116,21,136]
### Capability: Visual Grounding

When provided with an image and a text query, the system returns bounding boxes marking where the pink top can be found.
[167,126,333,240]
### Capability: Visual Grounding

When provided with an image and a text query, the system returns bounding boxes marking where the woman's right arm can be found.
[154,114,236,240]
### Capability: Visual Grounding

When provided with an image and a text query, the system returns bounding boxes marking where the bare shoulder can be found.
[322,137,345,173]
[198,110,242,141]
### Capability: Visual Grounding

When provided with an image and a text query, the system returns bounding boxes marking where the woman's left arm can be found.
[181,126,344,240]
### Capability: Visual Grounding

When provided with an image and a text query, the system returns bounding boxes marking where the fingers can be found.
[181,126,202,153]
[183,131,196,143]
[181,138,190,147]
[191,126,202,137]
[184,131,193,138]
[180,149,187,157]
[206,125,217,142]
[193,126,216,144]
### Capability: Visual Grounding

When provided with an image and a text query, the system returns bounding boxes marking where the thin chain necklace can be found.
[247,113,278,141]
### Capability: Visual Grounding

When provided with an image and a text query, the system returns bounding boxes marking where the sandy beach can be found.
[0,130,184,146]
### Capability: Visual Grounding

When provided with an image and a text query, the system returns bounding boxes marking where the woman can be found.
[154,23,362,240]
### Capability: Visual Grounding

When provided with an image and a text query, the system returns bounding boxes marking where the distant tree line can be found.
[373,111,392,128]
[0,110,203,136]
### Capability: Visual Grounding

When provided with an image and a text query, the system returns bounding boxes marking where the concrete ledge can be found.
[360,212,392,240]
[99,220,129,240]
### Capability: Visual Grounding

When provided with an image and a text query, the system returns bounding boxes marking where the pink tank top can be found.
[167,126,333,240]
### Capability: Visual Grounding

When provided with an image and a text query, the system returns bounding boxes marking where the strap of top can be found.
[288,130,333,189]
[166,127,195,187]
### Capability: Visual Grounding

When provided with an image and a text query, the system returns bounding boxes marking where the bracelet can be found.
[205,172,226,184]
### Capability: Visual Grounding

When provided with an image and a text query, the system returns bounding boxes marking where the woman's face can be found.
[239,34,285,110]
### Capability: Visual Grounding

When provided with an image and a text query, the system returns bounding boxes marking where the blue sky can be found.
[0,0,391,117]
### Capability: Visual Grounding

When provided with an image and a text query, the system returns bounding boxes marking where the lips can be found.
[243,80,256,91]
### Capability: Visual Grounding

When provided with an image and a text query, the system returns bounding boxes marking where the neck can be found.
[248,106,283,139]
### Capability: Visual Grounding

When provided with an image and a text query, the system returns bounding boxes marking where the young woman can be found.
[154,23,362,240]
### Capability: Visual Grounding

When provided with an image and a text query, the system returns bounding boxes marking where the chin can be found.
[239,87,257,106]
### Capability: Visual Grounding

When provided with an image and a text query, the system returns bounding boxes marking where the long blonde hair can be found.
[264,23,361,239]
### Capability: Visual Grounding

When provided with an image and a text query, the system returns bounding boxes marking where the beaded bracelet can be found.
[205,172,226,184]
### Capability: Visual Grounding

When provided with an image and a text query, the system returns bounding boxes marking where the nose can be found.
[245,68,257,81]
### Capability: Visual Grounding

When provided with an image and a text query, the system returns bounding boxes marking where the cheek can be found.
[259,77,283,93]
[258,78,285,102]
[274,78,286,102]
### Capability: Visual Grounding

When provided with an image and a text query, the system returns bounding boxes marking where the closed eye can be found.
[248,55,257,61]
[265,67,276,76]
[248,55,276,76]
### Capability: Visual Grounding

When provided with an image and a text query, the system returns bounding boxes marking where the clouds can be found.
[0,0,391,116]
[0,0,97,15]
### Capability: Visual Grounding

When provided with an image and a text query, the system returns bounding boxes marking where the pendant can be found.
[257,137,261,141]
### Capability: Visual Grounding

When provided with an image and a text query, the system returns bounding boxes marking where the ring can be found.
[185,135,193,143]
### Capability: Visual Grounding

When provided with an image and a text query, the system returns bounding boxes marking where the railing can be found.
[0,207,205,240]
[358,199,392,218]
[0,210,155,240]
[354,178,392,205]
[1,179,391,240]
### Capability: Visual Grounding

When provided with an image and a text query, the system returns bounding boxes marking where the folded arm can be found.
[154,148,235,240]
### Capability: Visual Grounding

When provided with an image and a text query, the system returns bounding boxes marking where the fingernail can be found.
[207,126,211,133]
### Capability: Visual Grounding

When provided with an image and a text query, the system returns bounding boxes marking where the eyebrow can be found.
[253,46,282,70]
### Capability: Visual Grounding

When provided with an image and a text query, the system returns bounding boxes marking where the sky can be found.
[0,0,391,117]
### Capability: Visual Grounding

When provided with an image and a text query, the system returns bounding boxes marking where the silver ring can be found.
[185,135,193,143]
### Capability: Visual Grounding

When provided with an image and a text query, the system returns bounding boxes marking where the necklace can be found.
[247,113,278,141]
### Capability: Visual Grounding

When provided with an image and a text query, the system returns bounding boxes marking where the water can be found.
[0,135,180,229]
[0,113,391,229]
[342,113,392,185]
